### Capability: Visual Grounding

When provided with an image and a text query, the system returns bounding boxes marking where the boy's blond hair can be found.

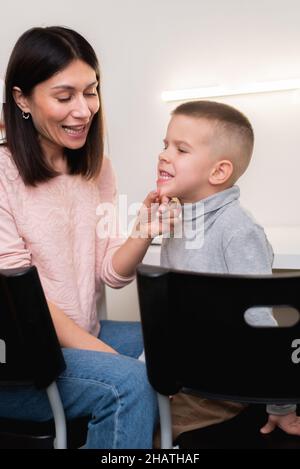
[172,100,254,182]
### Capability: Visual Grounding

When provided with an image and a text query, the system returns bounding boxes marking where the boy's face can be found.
[157,115,217,203]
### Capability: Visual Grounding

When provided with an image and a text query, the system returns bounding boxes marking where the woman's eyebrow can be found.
[51,81,98,90]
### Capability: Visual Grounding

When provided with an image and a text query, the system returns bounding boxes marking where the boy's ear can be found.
[12,87,31,113]
[209,159,233,186]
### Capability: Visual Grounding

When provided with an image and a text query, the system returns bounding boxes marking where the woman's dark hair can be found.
[3,26,104,186]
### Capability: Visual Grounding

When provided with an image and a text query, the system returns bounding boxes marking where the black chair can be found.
[0,266,88,449]
[137,264,300,449]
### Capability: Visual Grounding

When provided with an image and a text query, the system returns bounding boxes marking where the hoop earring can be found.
[22,111,30,120]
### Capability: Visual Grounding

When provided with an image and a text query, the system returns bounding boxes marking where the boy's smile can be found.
[157,114,218,203]
[157,169,174,183]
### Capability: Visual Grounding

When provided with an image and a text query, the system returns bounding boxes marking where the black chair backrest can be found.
[137,264,300,404]
[0,266,66,388]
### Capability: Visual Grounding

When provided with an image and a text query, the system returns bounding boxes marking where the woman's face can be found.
[24,59,100,156]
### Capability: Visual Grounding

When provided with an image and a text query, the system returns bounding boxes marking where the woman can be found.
[0,26,177,448]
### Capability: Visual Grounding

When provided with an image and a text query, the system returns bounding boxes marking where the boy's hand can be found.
[132,191,181,239]
[260,412,300,436]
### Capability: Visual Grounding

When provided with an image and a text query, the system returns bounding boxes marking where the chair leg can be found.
[46,382,67,449]
[157,393,173,449]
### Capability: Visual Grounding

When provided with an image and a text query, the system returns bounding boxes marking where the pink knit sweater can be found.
[0,146,133,336]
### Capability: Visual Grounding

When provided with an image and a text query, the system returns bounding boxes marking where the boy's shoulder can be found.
[216,199,266,241]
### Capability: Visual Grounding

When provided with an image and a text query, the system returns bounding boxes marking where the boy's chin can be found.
[157,186,174,199]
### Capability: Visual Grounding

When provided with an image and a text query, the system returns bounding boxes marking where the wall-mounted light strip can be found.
[161,79,300,102]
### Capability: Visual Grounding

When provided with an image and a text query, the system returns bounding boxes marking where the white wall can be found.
[1,0,300,320]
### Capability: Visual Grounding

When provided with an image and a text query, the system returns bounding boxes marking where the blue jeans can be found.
[0,320,158,448]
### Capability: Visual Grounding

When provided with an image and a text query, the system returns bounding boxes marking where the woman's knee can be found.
[61,348,156,407]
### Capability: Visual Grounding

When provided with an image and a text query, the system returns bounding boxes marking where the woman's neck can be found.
[40,139,67,173]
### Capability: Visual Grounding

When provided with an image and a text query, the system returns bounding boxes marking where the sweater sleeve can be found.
[225,225,296,415]
[0,177,31,269]
[95,157,135,288]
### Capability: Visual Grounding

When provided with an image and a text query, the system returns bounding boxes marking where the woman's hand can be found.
[112,191,181,278]
[132,191,181,240]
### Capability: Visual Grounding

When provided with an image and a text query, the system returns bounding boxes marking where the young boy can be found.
[156,100,300,441]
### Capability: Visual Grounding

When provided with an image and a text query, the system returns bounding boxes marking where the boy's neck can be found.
[180,184,234,205]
